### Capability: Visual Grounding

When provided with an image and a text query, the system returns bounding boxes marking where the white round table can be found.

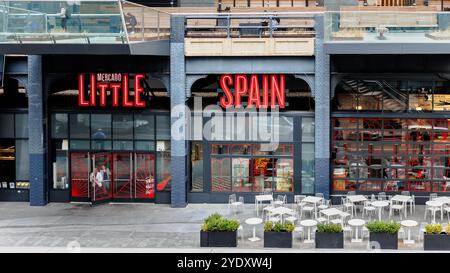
[348,219,365,243]
[400,220,418,244]
[300,219,317,243]
[245,217,263,242]
[371,201,389,221]
[426,201,443,223]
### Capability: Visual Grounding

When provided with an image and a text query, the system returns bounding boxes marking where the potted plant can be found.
[315,223,344,249]
[200,213,240,247]
[424,223,450,251]
[366,221,401,250]
[263,221,294,248]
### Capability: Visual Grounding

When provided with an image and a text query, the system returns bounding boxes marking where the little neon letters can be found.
[78,73,146,108]
[219,74,286,109]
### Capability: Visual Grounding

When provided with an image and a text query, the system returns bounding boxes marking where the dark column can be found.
[314,15,331,199]
[28,55,47,206]
[170,15,188,208]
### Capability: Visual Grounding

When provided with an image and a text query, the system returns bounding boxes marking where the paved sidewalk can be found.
[0,202,440,252]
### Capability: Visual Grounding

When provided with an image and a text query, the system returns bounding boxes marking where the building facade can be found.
[0,0,450,207]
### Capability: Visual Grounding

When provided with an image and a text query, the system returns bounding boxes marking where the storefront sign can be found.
[78,73,146,108]
[219,74,286,109]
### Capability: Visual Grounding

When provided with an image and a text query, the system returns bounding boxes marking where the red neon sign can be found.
[219,74,285,109]
[78,73,146,108]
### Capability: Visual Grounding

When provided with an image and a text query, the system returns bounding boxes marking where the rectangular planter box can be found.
[369,233,398,250]
[315,232,344,249]
[424,234,450,251]
[200,231,237,247]
[264,231,292,248]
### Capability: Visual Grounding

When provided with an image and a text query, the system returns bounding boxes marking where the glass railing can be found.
[121,0,170,41]
[324,11,450,43]
[0,0,126,44]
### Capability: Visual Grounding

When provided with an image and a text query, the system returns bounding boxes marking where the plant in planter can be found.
[315,223,344,249]
[263,221,294,248]
[200,213,240,247]
[424,223,450,251]
[366,221,401,250]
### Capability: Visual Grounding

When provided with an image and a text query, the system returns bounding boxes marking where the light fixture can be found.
[356,105,362,110]
[416,106,423,111]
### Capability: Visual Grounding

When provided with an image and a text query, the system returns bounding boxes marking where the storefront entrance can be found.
[70,152,155,203]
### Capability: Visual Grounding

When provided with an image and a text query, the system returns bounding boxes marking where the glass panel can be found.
[277,116,293,142]
[91,114,111,139]
[156,115,170,140]
[15,113,28,138]
[409,89,432,112]
[0,140,15,185]
[301,143,314,194]
[250,158,272,192]
[15,139,28,180]
[302,117,315,142]
[211,144,230,155]
[190,142,203,192]
[112,153,132,198]
[274,158,293,192]
[70,140,90,150]
[70,152,89,198]
[211,157,230,192]
[52,141,68,190]
[156,141,171,191]
[134,114,154,140]
[0,114,14,138]
[231,144,251,155]
[70,114,89,139]
[231,157,250,192]
[52,113,68,138]
[91,140,111,151]
[135,141,154,151]
[135,153,156,199]
[113,141,133,151]
[113,114,133,140]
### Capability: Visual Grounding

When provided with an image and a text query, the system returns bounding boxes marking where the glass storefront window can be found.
[113,141,133,151]
[156,140,171,191]
[70,140,90,150]
[52,113,68,138]
[15,114,28,138]
[135,141,154,151]
[91,140,112,151]
[302,117,315,142]
[301,143,314,194]
[0,140,15,184]
[91,114,111,140]
[190,142,203,192]
[134,114,154,140]
[156,115,170,140]
[70,114,90,139]
[332,117,450,193]
[15,140,28,180]
[113,114,133,139]
[0,114,14,138]
[52,141,69,190]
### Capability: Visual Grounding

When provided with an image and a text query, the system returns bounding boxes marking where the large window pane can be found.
[91,114,111,139]
[156,141,171,191]
[135,141,154,151]
[0,140,15,184]
[212,157,230,192]
[70,114,90,139]
[113,114,133,139]
[134,115,154,140]
[52,113,68,139]
[15,114,28,138]
[190,142,203,192]
[113,141,133,151]
[52,141,69,190]
[15,140,28,180]
[301,143,314,194]
[156,115,170,140]
[70,140,90,150]
[302,117,315,142]
[0,114,14,138]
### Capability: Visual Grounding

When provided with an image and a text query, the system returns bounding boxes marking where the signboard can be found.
[219,74,286,109]
[78,73,146,108]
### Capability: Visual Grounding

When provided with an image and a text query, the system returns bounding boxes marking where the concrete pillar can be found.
[314,15,331,199]
[28,55,47,206]
[170,15,188,208]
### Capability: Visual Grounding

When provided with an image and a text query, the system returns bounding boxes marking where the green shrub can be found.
[425,223,442,235]
[316,223,343,233]
[201,213,240,232]
[264,221,294,233]
[366,221,401,234]
[446,224,450,235]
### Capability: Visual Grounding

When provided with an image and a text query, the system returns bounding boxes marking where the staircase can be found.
[342,79,407,111]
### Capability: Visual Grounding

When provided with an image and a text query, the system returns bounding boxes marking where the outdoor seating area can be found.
[223,191,450,249]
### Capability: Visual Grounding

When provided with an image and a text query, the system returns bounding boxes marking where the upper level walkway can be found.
[0,1,450,55]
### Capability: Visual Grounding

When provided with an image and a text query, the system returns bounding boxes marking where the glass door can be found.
[70,152,90,201]
[112,153,133,199]
[134,153,155,199]
[91,153,112,204]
